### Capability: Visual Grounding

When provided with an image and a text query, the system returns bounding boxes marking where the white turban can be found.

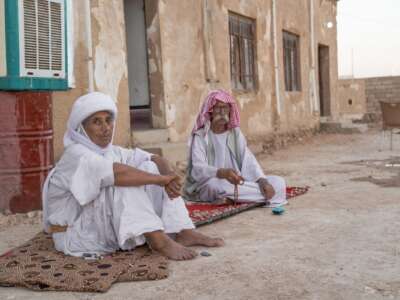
[63,92,118,155]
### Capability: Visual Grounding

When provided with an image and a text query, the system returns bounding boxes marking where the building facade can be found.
[0,0,338,213]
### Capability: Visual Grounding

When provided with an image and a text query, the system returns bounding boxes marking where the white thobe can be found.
[43,144,194,257]
[191,130,287,206]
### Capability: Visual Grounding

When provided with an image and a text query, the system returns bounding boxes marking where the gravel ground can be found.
[0,131,399,300]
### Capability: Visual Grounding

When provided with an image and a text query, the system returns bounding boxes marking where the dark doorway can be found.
[318,44,331,117]
[124,0,152,129]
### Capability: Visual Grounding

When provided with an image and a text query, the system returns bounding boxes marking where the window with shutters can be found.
[229,12,256,91]
[0,0,68,90]
[19,0,65,78]
[283,31,301,91]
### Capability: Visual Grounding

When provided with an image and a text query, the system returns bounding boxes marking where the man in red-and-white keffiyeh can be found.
[184,89,287,207]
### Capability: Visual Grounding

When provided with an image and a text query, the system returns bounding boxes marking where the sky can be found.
[337,0,400,78]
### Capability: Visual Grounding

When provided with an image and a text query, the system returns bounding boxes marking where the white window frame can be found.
[66,0,74,87]
[18,0,66,78]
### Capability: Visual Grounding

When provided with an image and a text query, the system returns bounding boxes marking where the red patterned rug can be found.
[187,186,309,226]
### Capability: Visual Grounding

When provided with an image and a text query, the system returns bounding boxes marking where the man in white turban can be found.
[42,92,223,261]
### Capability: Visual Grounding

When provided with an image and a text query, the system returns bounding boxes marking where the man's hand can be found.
[165,176,182,199]
[150,155,182,199]
[157,172,182,199]
[257,178,275,200]
[217,168,244,185]
[158,173,178,186]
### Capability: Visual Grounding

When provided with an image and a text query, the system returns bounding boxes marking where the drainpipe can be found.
[272,0,282,115]
[202,0,217,88]
[84,0,94,92]
[309,0,319,113]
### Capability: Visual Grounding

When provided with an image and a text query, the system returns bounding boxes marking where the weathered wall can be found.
[365,76,400,120]
[145,0,166,128]
[157,0,208,141]
[211,0,276,140]
[337,79,366,116]
[314,0,339,119]
[276,0,315,132]
[157,0,306,143]
[52,0,130,159]
[51,0,339,157]
[0,0,6,76]
[157,0,338,144]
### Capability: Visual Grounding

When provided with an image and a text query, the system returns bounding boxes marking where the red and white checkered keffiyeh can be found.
[192,89,240,133]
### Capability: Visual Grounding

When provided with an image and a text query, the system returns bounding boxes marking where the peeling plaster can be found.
[220,4,227,13]
[166,103,176,127]
[147,12,158,36]
[151,0,337,142]
[236,96,253,109]
[264,11,272,42]
[148,58,158,74]
[159,0,166,14]
[92,0,127,102]
[258,62,264,82]
[248,112,269,134]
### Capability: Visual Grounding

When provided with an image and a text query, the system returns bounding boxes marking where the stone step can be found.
[144,141,188,166]
[320,116,334,123]
[342,122,369,133]
[132,128,169,145]
[320,120,369,134]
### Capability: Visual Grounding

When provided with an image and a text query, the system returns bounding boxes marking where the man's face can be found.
[211,101,230,125]
[82,111,114,148]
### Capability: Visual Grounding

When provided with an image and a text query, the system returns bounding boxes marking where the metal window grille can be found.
[229,13,256,91]
[19,0,65,78]
[283,31,301,91]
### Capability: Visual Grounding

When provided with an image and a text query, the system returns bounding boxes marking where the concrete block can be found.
[151,142,188,165]
[320,120,369,134]
[135,140,188,166]
[132,128,169,145]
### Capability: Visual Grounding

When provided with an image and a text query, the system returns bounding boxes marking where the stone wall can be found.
[365,76,400,120]
[337,79,366,118]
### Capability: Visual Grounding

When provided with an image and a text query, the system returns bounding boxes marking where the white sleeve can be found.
[242,147,265,182]
[70,154,114,206]
[191,135,218,181]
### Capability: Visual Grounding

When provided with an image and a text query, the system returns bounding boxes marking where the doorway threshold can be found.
[130,108,151,130]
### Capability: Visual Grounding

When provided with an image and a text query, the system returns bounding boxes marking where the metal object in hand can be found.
[234,184,238,202]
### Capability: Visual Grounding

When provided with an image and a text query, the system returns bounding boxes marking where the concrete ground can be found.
[0,131,399,300]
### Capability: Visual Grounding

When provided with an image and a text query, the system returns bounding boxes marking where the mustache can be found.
[212,114,230,123]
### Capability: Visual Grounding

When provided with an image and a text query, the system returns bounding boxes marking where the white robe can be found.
[43,144,194,257]
[191,130,287,207]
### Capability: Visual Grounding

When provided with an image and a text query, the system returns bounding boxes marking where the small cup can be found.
[272,206,285,215]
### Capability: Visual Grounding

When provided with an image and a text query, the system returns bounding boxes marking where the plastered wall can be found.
[338,79,366,116]
[156,0,339,142]
[52,0,130,159]
[50,0,339,158]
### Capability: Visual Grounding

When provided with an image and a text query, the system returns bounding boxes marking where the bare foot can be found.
[176,229,225,247]
[145,230,197,261]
